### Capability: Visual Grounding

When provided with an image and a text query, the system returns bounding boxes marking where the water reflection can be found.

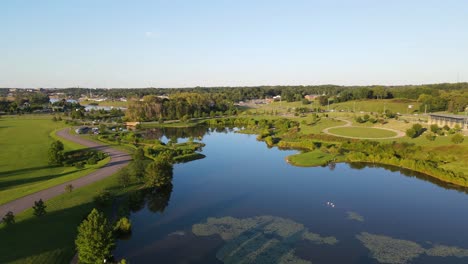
[350,163,468,194]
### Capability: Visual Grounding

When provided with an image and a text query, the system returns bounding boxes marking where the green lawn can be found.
[329,99,421,114]
[287,150,335,167]
[0,115,108,205]
[0,169,138,264]
[327,127,398,138]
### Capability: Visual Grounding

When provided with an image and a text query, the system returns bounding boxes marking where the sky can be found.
[1,0,468,88]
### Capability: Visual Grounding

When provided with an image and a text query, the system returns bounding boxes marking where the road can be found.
[0,128,131,219]
[322,118,406,139]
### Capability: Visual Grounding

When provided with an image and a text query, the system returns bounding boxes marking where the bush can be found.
[65,184,74,193]
[2,211,15,225]
[114,217,132,237]
[430,124,439,133]
[451,134,464,144]
[93,190,113,207]
[406,128,417,138]
[87,156,98,165]
[425,133,436,141]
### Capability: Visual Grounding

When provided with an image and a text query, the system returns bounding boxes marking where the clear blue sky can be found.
[1,0,467,88]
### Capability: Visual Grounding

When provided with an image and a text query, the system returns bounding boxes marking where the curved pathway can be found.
[0,128,131,219]
[323,118,405,139]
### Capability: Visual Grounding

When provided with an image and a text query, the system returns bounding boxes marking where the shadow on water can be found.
[349,162,468,194]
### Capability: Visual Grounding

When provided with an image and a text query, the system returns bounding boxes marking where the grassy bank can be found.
[0,115,109,205]
[287,150,335,167]
[0,169,140,264]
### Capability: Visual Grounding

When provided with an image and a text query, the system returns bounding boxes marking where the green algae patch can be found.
[347,211,364,222]
[357,232,468,263]
[426,245,468,258]
[356,232,424,264]
[192,215,338,264]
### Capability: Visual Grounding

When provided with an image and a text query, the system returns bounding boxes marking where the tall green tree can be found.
[32,199,47,217]
[48,140,64,165]
[75,209,115,264]
[145,154,173,188]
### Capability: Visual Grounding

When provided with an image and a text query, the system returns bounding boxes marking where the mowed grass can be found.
[287,150,335,167]
[327,127,398,138]
[0,170,138,264]
[329,99,421,114]
[0,115,108,205]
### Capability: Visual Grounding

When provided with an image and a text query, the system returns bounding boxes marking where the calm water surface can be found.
[114,129,468,264]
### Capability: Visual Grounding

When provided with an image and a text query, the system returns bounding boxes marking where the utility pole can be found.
[425,104,427,115]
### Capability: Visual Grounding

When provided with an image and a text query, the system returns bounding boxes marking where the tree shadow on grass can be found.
[0,169,85,191]
[0,165,59,178]
[0,201,95,263]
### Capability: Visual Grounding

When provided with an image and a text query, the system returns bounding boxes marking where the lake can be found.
[114,128,468,264]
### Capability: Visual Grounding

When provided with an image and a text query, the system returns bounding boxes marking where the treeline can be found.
[125,93,235,121]
[0,92,49,113]
[47,83,468,102]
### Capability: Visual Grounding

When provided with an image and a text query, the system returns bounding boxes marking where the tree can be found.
[130,148,146,182]
[48,140,65,165]
[118,168,131,187]
[65,184,74,193]
[451,133,464,144]
[430,124,439,133]
[406,128,417,138]
[2,211,15,225]
[145,154,173,188]
[75,209,115,264]
[32,199,47,217]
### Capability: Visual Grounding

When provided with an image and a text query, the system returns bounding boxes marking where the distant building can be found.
[428,113,468,130]
[304,94,320,101]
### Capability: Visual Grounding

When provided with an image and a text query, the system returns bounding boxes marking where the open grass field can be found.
[0,115,108,205]
[329,99,421,114]
[0,168,139,264]
[287,150,335,167]
[327,127,398,138]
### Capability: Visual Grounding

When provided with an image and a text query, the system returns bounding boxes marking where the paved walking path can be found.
[0,128,131,219]
[322,118,406,139]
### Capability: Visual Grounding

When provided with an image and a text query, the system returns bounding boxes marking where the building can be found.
[304,94,320,101]
[428,113,468,130]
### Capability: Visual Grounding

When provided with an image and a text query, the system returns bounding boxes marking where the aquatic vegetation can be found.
[192,215,337,264]
[302,231,338,245]
[356,232,425,264]
[278,250,312,264]
[357,232,468,263]
[347,211,364,222]
[426,245,468,258]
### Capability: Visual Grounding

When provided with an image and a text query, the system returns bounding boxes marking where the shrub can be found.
[406,128,417,138]
[430,124,439,133]
[425,133,436,141]
[2,211,15,225]
[93,190,113,207]
[114,217,132,237]
[65,184,74,193]
[451,134,464,144]
[87,156,98,165]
